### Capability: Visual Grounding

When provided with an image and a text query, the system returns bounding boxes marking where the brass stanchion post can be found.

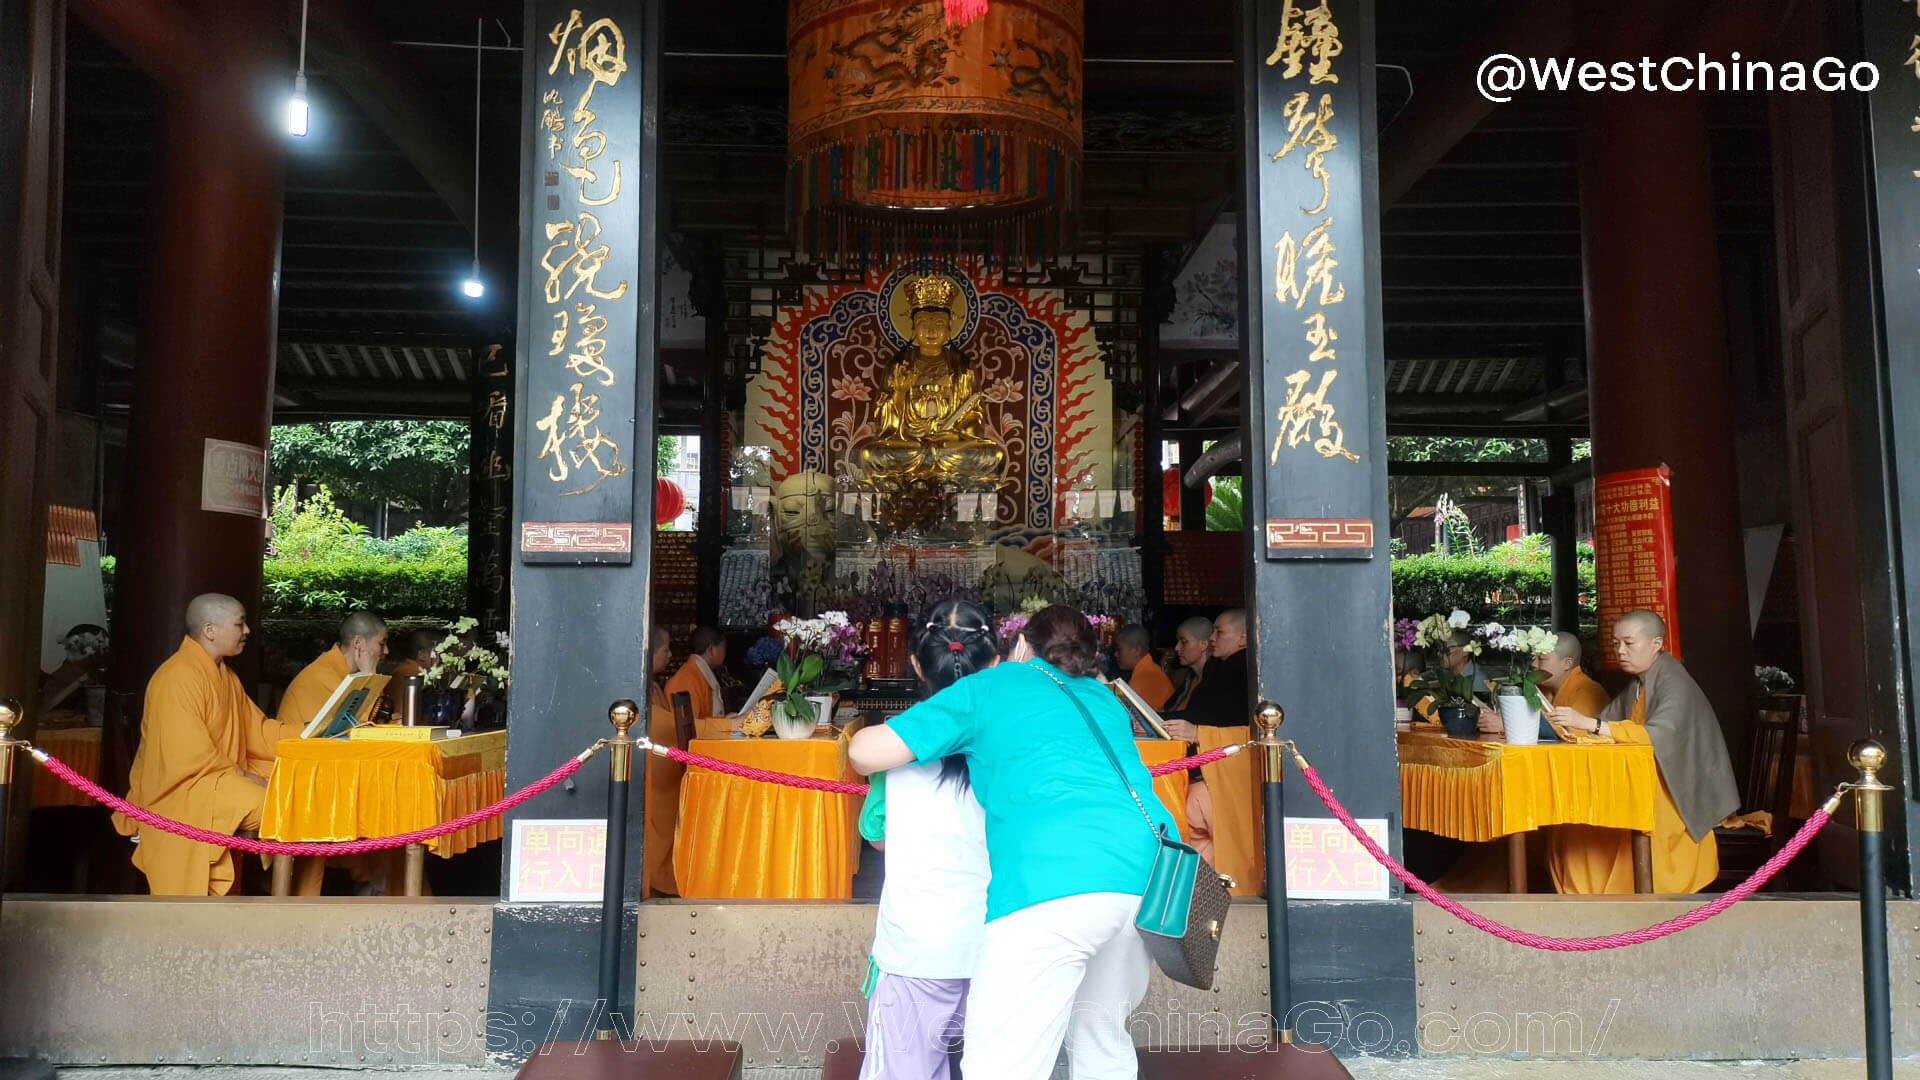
[595,700,638,1041]
[0,699,20,911]
[1850,740,1893,1080]
[1253,700,1292,1044]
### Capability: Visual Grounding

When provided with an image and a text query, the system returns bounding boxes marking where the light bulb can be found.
[288,73,310,138]
[462,277,486,299]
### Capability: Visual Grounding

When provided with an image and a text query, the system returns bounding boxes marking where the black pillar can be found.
[1237,0,1414,1053]
[489,0,660,1057]
[693,242,727,629]
[468,340,515,639]
[1545,438,1578,633]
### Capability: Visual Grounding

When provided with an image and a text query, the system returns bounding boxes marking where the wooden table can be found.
[673,733,1193,900]
[261,729,507,896]
[1397,728,1660,893]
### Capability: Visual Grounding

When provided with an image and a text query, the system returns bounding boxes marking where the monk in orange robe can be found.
[1547,611,1738,894]
[1115,624,1174,710]
[642,626,684,897]
[114,594,302,896]
[663,627,727,722]
[272,611,390,894]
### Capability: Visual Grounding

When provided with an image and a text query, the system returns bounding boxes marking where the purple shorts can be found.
[858,973,969,1080]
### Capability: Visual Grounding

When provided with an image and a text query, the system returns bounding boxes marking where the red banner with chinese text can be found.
[1594,466,1681,666]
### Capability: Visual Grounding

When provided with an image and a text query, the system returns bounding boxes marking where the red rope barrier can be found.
[32,747,591,856]
[1294,758,1834,951]
[659,743,1240,796]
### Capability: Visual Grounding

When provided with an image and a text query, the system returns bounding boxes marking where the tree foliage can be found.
[1386,436,1545,534]
[270,421,470,526]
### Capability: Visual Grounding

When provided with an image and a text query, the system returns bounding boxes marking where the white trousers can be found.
[960,892,1150,1080]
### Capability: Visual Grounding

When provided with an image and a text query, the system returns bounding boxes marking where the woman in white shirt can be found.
[857,598,996,1080]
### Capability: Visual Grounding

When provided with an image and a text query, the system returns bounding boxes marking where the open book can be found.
[300,672,392,738]
[729,668,782,733]
[1104,676,1172,740]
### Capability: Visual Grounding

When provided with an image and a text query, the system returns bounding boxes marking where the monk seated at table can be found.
[1477,631,1607,734]
[643,625,684,898]
[277,611,392,895]
[665,627,729,737]
[1115,624,1173,710]
[1161,609,1260,896]
[114,594,301,896]
[1546,610,1738,894]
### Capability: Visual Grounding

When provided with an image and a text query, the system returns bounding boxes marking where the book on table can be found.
[300,673,392,739]
[1104,676,1173,741]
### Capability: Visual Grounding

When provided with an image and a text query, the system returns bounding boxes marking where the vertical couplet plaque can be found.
[1593,466,1681,665]
[1247,0,1377,560]
[519,4,643,564]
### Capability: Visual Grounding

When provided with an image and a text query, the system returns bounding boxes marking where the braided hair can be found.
[910,598,998,789]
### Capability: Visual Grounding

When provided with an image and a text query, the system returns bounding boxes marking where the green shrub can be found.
[265,552,467,619]
[1391,536,1597,622]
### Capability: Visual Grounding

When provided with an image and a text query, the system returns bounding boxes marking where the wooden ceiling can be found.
[60,0,1772,431]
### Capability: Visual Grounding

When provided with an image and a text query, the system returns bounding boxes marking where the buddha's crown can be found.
[906,274,956,315]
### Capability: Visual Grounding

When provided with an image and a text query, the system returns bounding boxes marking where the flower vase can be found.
[806,694,835,732]
[1437,706,1477,739]
[771,700,817,740]
[1498,693,1541,746]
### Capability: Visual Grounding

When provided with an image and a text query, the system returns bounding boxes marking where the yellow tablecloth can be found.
[32,725,101,808]
[261,731,508,857]
[674,734,1197,900]
[677,735,858,899]
[1398,729,1658,842]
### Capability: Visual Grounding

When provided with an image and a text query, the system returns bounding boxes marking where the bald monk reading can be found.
[276,611,390,894]
[663,627,727,720]
[280,611,388,732]
[1115,624,1174,711]
[114,594,301,896]
[1478,631,1607,734]
[1547,610,1739,894]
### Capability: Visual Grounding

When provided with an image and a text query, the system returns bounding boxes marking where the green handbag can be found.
[1030,664,1231,990]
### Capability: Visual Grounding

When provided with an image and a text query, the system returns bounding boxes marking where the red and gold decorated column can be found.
[786,0,1082,259]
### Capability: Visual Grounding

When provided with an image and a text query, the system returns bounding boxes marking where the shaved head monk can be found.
[113,594,302,895]
[276,611,390,895]
[1546,610,1738,894]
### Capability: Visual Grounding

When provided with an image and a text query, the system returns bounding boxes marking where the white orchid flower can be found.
[1447,609,1470,629]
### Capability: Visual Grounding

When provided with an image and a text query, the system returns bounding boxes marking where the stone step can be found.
[514,1040,742,1080]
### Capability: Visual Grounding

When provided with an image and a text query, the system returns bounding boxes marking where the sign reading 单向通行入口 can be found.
[1594,466,1681,666]
[508,818,608,902]
[1284,816,1390,900]
[1247,0,1380,560]
[518,3,645,564]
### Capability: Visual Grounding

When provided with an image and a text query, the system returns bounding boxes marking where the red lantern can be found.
[655,477,686,525]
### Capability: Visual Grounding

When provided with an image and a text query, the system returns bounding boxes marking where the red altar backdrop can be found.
[1593,466,1682,665]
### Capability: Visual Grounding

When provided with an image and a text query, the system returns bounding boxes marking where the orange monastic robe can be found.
[278,645,353,734]
[114,637,301,896]
[1548,666,1610,720]
[1548,691,1718,894]
[642,700,685,896]
[663,657,717,721]
[1129,656,1175,712]
[1195,725,1263,897]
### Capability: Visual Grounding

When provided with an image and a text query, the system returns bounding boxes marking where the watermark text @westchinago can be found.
[1476,53,1882,104]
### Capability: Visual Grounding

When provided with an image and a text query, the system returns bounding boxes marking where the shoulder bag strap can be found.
[1026,662,1164,841]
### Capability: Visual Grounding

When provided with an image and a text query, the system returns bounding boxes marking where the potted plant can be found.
[1411,610,1483,737]
[422,617,510,728]
[763,612,866,738]
[1478,622,1557,745]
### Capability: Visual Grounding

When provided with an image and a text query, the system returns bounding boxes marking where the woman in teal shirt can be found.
[851,605,1177,1080]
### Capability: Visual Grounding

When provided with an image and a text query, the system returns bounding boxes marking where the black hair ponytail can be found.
[910,597,997,790]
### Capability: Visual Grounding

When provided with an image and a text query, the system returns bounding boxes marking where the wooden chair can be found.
[671,690,697,750]
[1711,694,1804,891]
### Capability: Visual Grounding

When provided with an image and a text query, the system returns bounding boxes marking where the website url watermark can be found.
[1476,53,1882,103]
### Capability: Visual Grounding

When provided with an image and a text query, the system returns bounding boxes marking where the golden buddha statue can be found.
[852,274,1007,490]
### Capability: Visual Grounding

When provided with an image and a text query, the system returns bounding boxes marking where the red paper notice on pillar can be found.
[1594,466,1681,666]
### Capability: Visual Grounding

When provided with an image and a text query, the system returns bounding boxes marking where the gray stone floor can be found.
[36,1060,1920,1080]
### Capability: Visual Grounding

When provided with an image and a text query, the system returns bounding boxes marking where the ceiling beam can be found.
[1378,0,1571,207]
